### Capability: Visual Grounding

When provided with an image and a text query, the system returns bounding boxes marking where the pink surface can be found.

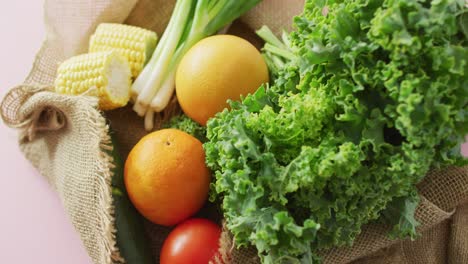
[0,2,467,264]
[0,1,91,264]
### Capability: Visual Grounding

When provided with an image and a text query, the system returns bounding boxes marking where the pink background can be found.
[0,1,466,264]
[0,1,91,263]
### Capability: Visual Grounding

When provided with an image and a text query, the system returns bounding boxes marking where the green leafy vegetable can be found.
[381,193,420,240]
[256,26,296,78]
[164,114,207,142]
[204,0,468,262]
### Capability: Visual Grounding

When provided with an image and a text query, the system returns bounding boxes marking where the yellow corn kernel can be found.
[54,51,131,110]
[89,23,158,78]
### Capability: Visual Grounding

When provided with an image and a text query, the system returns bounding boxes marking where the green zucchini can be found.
[109,131,154,264]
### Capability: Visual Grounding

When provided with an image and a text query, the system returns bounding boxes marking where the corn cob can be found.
[89,23,158,78]
[55,51,132,110]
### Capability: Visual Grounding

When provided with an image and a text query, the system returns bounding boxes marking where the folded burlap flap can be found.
[1,0,466,264]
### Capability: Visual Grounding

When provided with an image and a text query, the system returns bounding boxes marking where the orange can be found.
[124,128,211,226]
[176,35,269,126]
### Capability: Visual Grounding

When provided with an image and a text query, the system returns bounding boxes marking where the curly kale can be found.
[204,0,468,263]
[164,114,207,142]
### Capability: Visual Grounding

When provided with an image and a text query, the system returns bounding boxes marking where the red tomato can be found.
[160,218,222,264]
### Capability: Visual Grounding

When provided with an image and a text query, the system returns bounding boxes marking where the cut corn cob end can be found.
[54,51,132,110]
[89,23,158,78]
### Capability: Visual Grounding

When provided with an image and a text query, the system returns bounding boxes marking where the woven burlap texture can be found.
[0,0,466,264]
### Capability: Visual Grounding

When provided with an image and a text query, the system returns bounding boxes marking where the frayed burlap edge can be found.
[87,107,124,264]
[1,86,124,264]
[0,0,140,262]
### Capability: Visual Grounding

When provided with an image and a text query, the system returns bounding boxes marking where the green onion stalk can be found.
[256,25,296,77]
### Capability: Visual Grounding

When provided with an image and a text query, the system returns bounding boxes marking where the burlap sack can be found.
[1,0,466,264]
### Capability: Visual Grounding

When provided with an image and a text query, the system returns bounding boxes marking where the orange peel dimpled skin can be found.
[124,128,211,226]
[175,35,269,126]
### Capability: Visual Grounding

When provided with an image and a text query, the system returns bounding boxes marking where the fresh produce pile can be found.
[131,0,262,130]
[205,0,468,262]
[48,0,467,263]
[52,0,266,262]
